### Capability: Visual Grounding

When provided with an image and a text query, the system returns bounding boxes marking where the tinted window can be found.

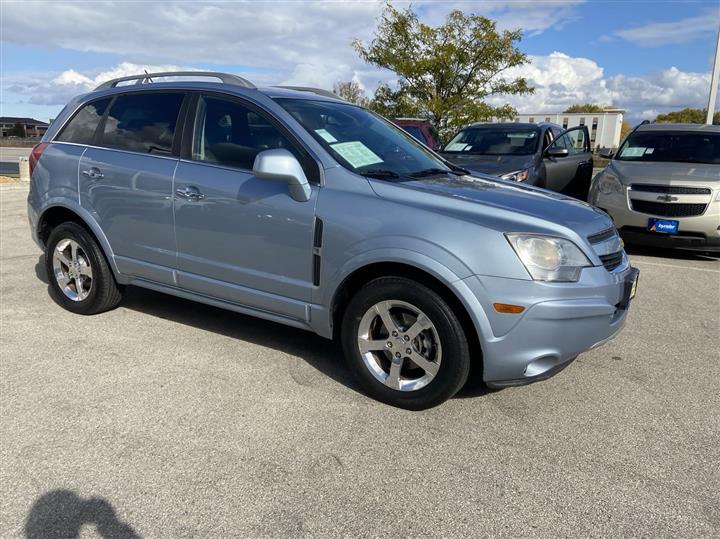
[101,92,183,154]
[445,127,540,155]
[617,131,720,164]
[56,98,111,144]
[191,95,301,170]
[400,125,424,143]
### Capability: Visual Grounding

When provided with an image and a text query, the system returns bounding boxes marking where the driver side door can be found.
[543,125,592,193]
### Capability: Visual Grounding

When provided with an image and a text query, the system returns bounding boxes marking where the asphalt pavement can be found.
[1,184,718,537]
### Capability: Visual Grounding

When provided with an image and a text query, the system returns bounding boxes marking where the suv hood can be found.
[440,153,534,176]
[368,173,612,240]
[611,160,720,184]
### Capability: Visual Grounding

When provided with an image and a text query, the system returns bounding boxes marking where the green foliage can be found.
[354,3,532,138]
[332,80,369,107]
[655,108,720,125]
[563,103,615,113]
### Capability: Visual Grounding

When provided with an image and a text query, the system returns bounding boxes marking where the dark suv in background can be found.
[441,122,593,198]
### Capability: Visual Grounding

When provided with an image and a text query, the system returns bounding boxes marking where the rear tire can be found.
[45,222,123,315]
[341,277,471,410]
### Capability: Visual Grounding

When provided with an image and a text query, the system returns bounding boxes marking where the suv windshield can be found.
[274,98,452,178]
[617,130,720,164]
[444,127,540,156]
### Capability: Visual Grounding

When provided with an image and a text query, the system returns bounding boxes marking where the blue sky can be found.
[1,0,718,123]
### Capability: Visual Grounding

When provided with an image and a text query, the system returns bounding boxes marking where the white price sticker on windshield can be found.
[314,129,337,143]
[330,141,383,168]
[620,147,646,157]
[445,142,468,151]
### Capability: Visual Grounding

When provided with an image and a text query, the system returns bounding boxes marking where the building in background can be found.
[491,109,625,150]
[0,117,50,138]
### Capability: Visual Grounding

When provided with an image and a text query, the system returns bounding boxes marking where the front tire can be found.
[45,222,123,315]
[341,277,471,410]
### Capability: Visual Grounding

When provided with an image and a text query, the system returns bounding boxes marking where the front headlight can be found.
[500,169,530,182]
[597,173,623,195]
[506,234,592,282]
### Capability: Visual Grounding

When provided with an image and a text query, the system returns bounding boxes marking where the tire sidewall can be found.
[341,277,471,410]
[45,223,106,314]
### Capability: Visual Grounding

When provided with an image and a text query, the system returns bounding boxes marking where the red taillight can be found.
[29,142,48,177]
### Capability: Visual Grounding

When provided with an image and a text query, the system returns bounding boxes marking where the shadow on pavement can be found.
[34,256,492,401]
[624,243,719,262]
[25,490,139,538]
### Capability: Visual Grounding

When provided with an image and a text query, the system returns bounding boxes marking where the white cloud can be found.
[613,11,718,47]
[489,53,716,122]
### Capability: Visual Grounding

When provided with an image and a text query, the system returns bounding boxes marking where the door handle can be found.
[175,186,205,201]
[82,167,104,180]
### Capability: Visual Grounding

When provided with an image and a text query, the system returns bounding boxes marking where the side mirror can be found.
[599,148,614,159]
[253,148,311,202]
[546,147,569,158]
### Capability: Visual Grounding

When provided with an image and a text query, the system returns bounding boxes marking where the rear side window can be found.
[100,92,184,154]
[56,98,111,144]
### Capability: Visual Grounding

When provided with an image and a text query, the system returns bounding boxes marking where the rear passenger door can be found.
[172,94,319,319]
[543,125,592,193]
[78,91,186,285]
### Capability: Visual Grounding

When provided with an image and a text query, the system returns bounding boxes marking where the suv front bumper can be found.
[460,264,637,387]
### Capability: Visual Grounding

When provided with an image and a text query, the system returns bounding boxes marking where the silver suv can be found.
[590,123,720,252]
[27,72,638,409]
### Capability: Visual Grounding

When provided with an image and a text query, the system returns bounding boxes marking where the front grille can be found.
[587,227,616,244]
[631,184,712,195]
[600,251,624,271]
[630,200,707,217]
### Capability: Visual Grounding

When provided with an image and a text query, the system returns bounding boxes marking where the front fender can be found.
[310,246,494,356]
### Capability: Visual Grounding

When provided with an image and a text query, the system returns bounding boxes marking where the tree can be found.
[353,3,532,138]
[655,107,720,125]
[620,120,632,142]
[333,80,369,107]
[563,103,616,113]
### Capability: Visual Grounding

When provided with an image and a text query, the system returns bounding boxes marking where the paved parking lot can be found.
[1,184,718,537]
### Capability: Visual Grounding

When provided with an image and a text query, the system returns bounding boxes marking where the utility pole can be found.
[707,26,720,124]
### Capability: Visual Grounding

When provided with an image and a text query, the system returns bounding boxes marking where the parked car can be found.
[589,123,720,252]
[441,122,593,198]
[28,71,638,409]
[392,118,441,150]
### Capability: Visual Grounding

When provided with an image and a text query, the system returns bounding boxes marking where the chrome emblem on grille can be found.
[656,194,679,202]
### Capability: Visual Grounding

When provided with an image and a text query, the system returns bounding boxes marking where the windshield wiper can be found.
[359,169,401,179]
[410,167,465,178]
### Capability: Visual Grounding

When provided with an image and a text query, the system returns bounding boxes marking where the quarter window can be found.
[56,98,111,145]
[100,92,184,154]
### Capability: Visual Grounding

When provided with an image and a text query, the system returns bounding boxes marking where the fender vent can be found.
[312,218,323,286]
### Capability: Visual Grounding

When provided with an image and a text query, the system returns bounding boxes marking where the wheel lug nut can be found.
[406,349,412,354]
[386,341,393,348]
[394,352,401,358]
[392,331,398,337]
[403,335,410,341]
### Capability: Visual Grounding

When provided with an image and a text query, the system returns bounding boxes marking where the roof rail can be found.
[274,86,342,100]
[95,71,256,90]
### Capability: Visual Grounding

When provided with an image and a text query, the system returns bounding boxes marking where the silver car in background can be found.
[28,71,638,409]
[590,123,720,252]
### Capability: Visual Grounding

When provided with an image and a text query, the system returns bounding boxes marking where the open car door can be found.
[543,125,593,198]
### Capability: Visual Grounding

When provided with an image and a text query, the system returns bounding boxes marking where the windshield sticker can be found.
[445,142,469,151]
[330,141,383,168]
[507,132,537,138]
[314,129,337,143]
[620,146,646,157]
[644,148,655,154]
